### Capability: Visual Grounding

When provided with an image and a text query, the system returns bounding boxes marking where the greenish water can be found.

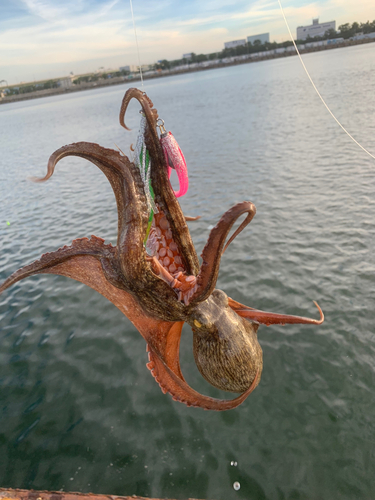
[1,43,375,499]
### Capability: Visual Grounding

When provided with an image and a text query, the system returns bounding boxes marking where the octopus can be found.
[0,88,324,411]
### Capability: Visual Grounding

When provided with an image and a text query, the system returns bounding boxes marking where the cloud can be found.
[1,0,375,84]
[1,20,131,65]
[21,0,72,22]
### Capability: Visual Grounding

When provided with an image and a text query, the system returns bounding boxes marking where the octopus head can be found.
[188,289,263,393]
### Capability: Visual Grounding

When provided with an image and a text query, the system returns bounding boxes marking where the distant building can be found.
[120,65,134,72]
[297,18,336,40]
[120,64,150,73]
[351,32,375,41]
[57,76,74,89]
[183,53,193,59]
[120,65,138,72]
[247,33,270,44]
[224,39,246,49]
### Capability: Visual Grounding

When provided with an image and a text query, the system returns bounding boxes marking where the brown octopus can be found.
[0,88,324,411]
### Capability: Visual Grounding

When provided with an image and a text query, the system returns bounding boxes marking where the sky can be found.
[0,0,374,85]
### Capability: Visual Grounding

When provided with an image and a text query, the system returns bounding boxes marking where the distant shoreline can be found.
[1,37,374,106]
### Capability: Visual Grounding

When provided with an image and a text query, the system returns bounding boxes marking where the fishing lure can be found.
[158,119,189,198]
[134,113,189,246]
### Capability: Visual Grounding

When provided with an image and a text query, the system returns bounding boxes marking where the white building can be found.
[247,33,270,44]
[297,18,336,40]
[120,65,137,72]
[352,32,375,40]
[120,65,150,73]
[224,39,246,49]
[183,53,193,59]
[57,76,74,89]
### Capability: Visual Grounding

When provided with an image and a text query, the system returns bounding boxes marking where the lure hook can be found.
[157,118,166,135]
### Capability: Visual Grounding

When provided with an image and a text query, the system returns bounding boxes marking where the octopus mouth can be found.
[146,207,198,305]
[118,88,201,307]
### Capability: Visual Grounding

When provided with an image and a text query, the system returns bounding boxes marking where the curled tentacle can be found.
[229,298,325,326]
[2,242,245,410]
[119,88,159,145]
[189,202,256,305]
[27,141,189,320]
[120,87,200,276]
[145,321,260,411]
[147,345,259,410]
[31,142,151,285]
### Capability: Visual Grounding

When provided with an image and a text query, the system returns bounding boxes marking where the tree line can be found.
[154,19,375,70]
[4,80,58,96]
[2,19,374,95]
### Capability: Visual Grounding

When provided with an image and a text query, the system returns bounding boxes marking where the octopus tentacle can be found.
[147,346,259,410]
[0,242,217,410]
[189,202,256,305]
[0,236,115,295]
[185,215,201,221]
[120,88,200,276]
[117,300,260,410]
[146,321,185,381]
[119,88,158,140]
[32,142,151,284]
[228,298,324,326]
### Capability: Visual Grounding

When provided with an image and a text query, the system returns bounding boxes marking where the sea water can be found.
[1,43,375,499]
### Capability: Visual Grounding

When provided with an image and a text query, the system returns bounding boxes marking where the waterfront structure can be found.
[352,32,375,40]
[57,76,73,89]
[120,65,138,72]
[297,18,336,40]
[224,39,246,49]
[120,64,150,73]
[247,33,270,44]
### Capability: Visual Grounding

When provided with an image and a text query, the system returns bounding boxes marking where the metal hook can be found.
[157,118,166,134]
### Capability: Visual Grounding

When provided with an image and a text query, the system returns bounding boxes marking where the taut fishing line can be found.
[129,0,144,86]
[277,0,375,161]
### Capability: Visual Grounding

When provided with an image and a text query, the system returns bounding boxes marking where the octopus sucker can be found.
[146,206,198,305]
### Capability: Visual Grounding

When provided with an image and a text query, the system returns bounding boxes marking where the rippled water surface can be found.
[1,44,375,499]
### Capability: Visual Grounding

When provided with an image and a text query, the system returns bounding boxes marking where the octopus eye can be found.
[191,311,213,331]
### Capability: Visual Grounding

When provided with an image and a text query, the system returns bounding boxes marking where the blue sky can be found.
[0,0,374,84]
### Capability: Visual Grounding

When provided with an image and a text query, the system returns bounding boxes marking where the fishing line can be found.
[129,0,144,87]
[277,0,375,161]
